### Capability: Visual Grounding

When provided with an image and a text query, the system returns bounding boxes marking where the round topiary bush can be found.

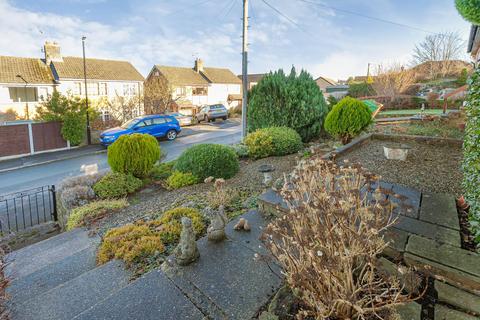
[108,133,160,178]
[174,144,239,180]
[324,97,373,144]
[244,127,303,159]
[93,172,143,199]
[248,67,328,142]
[455,0,480,24]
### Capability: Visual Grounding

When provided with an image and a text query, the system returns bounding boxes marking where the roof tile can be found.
[0,56,55,84]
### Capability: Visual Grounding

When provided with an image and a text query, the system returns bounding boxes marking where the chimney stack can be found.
[44,41,63,65]
[194,58,204,73]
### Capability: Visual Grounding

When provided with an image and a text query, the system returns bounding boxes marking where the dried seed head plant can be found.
[263,158,415,320]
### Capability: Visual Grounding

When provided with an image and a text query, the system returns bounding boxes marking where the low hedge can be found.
[66,199,128,230]
[166,171,199,190]
[174,144,239,180]
[93,172,143,199]
[244,127,303,159]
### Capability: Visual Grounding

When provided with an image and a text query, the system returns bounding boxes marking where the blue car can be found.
[99,114,181,146]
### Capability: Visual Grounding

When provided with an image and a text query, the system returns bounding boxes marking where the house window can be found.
[73,82,82,95]
[123,83,137,96]
[102,110,111,122]
[87,82,98,96]
[192,87,207,96]
[99,82,108,96]
[175,87,185,96]
[8,87,38,102]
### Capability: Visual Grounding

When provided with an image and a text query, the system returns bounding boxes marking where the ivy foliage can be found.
[247,67,328,142]
[174,144,239,180]
[455,0,480,24]
[108,133,160,178]
[35,91,95,146]
[324,97,373,144]
[463,68,480,244]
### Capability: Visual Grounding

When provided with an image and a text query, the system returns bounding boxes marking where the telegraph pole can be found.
[241,0,249,138]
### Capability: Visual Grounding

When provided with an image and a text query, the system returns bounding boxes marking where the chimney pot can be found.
[194,58,204,73]
[44,41,63,65]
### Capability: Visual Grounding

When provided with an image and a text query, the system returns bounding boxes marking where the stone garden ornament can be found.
[175,217,200,266]
[207,205,228,242]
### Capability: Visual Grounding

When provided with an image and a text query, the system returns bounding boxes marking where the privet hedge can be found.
[455,0,480,24]
[247,67,328,142]
[108,133,160,178]
[463,68,480,244]
[324,97,372,144]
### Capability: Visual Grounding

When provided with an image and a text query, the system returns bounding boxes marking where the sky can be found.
[0,0,472,80]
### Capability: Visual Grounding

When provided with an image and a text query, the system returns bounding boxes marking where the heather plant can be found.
[263,158,414,319]
[166,171,199,190]
[61,185,96,209]
[244,127,303,159]
[58,173,105,190]
[248,67,328,142]
[463,68,480,244]
[324,97,373,144]
[93,172,143,199]
[108,133,160,178]
[66,199,128,230]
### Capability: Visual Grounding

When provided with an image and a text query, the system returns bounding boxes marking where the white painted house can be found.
[145,59,241,115]
[0,42,144,121]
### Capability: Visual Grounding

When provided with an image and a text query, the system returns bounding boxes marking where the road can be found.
[0,122,241,196]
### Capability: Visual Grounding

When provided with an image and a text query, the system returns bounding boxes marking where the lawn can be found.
[378,109,446,116]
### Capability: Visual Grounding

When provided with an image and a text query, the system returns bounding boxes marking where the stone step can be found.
[435,281,480,315]
[257,189,288,217]
[11,260,131,320]
[382,227,410,259]
[419,192,459,230]
[405,235,480,293]
[394,215,460,247]
[434,304,478,320]
[73,269,204,320]
[6,228,99,280]
[7,245,98,305]
[395,302,422,320]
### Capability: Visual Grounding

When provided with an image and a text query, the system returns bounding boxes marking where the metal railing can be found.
[0,185,57,234]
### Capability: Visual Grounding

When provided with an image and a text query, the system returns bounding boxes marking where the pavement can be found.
[0,120,242,195]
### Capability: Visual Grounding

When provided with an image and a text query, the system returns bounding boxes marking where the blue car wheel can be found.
[166,130,177,141]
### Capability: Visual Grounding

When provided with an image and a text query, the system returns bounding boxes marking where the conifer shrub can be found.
[97,224,165,265]
[108,133,160,178]
[150,161,176,181]
[166,171,199,189]
[66,199,128,230]
[248,67,328,142]
[244,127,303,159]
[455,0,480,24]
[146,207,205,245]
[463,68,480,244]
[324,97,373,144]
[174,144,239,180]
[93,172,143,199]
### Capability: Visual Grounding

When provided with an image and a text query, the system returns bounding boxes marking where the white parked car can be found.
[166,112,194,126]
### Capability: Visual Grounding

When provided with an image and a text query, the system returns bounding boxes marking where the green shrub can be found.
[97,224,165,265]
[347,82,375,98]
[166,171,199,189]
[324,97,373,144]
[463,68,480,245]
[455,0,480,24]
[150,161,176,181]
[93,172,143,199]
[174,144,239,180]
[147,207,206,245]
[248,67,328,142]
[108,133,160,178]
[66,199,128,230]
[244,127,303,159]
[231,143,249,158]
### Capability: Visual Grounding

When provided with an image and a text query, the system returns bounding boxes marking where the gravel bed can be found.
[337,139,463,195]
[93,154,299,236]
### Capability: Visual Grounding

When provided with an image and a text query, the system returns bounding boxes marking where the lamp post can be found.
[82,36,92,145]
[16,74,29,119]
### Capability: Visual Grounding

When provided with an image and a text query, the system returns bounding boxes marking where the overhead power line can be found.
[260,0,313,36]
[297,0,434,34]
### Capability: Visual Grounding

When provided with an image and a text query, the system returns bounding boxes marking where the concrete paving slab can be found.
[435,281,480,315]
[394,215,460,247]
[435,304,478,320]
[391,184,421,218]
[420,192,460,230]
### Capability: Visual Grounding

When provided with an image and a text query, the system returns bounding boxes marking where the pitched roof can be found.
[237,73,266,84]
[202,67,241,84]
[154,65,208,86]
[315,76,337,86]
[0,56,55,84]
[52,57,144,81]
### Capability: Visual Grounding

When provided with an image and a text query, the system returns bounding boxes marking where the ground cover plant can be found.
[108,133,160,178]
[66,199,128,230]
[174,144,239,180]
[93,172,143,199]
[263,158,414,319]
[247,67,328,142]
[244,127,303,159]
[325,97,373,144]
[166,171,199,190]
[150,161,176,181]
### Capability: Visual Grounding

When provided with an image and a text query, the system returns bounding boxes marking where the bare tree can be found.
[372,63,416,100]
[144,74,177,114]
[95,94,143,123]
[412,31,466,79]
